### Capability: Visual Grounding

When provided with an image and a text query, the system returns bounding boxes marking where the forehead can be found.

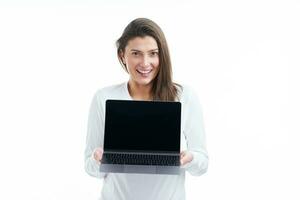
[125,36,158,51]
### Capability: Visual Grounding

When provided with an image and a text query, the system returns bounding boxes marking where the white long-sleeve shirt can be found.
[84,82,208,200]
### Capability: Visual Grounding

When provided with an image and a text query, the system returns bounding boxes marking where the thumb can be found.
[180,151,186,159]
[180,155,189,165]
[94,147,104,161]
[180,151,187,165]
[97,148,104,159]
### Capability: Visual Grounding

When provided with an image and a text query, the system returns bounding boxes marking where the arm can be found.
[181,86,209,176]
[84,91,107,179]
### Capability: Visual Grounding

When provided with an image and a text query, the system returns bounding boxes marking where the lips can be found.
[136,68,152,76]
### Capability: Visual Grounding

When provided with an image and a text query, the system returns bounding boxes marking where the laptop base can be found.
[100,164,182,175]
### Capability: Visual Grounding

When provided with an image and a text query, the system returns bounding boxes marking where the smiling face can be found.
[120,36,160,87]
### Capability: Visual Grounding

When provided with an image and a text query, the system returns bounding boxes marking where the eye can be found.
[132,52,140,56]
[150,51,159,56]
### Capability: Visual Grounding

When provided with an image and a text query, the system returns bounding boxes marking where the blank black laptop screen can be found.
[104,100,181,153]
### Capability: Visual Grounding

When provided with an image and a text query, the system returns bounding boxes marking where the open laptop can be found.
[100,99,182,175]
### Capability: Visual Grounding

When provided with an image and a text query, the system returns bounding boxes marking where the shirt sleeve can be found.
[181,86,209,176]
[84,90,107,179]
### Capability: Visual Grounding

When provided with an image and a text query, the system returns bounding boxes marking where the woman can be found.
[84,18,208,200]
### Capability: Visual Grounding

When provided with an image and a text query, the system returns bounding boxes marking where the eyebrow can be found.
[130,49,159,52]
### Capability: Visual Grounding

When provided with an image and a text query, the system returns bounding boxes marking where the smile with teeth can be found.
[136,69,152,76]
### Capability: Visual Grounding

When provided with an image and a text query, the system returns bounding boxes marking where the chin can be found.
[135,78,155,86]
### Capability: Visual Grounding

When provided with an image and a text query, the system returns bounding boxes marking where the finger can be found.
[181,156,188,165]
[180,151,186,157]
[99,148,103,154]
[97,150,103,160]
[94,148,103,161]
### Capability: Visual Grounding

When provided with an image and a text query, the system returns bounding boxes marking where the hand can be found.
[93,147,104,163]
[180,151,193,166]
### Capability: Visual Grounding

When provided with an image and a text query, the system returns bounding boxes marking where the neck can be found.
[128,80,153,101]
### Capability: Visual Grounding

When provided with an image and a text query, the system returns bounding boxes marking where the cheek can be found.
[127,66,136,75]
[126,58,139,67]
[125,59,136,71]
[127,64,139,76]
[152,57,160,68]
[155,60,160,69]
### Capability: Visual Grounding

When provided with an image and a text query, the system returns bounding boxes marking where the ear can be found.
[119,51,126,65]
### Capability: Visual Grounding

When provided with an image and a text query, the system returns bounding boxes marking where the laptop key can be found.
[103,153,179,166]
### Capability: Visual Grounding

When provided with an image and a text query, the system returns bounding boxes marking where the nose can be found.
[141,55,151,67]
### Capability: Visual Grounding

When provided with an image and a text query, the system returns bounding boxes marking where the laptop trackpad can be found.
[124,165,156,174]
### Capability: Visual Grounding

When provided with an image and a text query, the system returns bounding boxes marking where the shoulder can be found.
[94,82,126,99]
[176,83,200,103]
[176,84,204,118]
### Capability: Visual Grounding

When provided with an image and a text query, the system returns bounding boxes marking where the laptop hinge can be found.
[103,151,179,156]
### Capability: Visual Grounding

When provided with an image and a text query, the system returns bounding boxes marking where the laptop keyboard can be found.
[102,153,180,166]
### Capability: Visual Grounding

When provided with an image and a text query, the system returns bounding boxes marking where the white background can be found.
[0,0,299,199]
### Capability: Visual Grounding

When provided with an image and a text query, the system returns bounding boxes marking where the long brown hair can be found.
[116,18,181,101]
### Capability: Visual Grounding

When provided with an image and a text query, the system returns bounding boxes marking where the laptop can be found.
[100,99,182,175]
